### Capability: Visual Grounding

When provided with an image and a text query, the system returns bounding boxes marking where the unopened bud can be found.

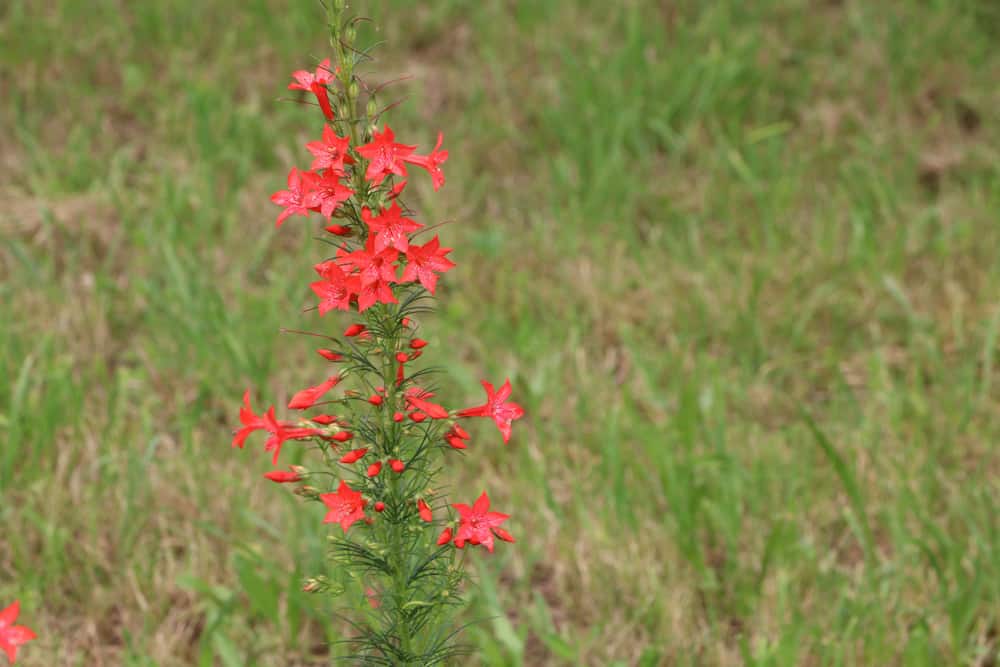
[366,98,378,119]
[348,81,359,100]
[345,26,357,43]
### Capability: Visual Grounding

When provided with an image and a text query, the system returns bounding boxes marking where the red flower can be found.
[264,469,301,483]
[288,58,335,91]
[403,132,448,190]
[321,480,367,533]
[262,409,321,465]
[306,124,353,172]
[361,203,423,253]
[288,58,336,121]
[0,601,35,665]
[452,492,512,553]
[305,170,354,219]
[417,498,433,522]
[271,167,315,227]
[356,125,415,185]
[310,261,358,314]
[288,376,341,410]
[436,527,453,545]
[337,236,399,311]
[457,379,525,444]
[339,448,368,464]
[232,389,268,449]
[401,236,455,294]
[316,349,343,362]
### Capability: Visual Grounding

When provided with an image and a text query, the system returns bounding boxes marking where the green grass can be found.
[2,0,1000,664]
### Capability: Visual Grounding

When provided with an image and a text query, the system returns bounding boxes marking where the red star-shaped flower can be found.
[337,236,399,312]
[356,126,415,185]
[232,389,268,449]
[288,58,336,121]
[400,236,455,294]
[262,408,321,465]
[452,492,514,553]
[361,203,423,253]
[403,132,448,190]
[337,236,399,287]
[0,600,36,664]
[270,168,315,227]
[310,261,358,314]
[321,480,368,533]
[305,170,354,219]
[457,379,524,444]
[306,124,354,172]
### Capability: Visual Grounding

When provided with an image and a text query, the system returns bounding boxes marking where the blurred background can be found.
[2,1,999,665]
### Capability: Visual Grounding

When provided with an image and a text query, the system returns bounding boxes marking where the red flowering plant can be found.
[232,1,524,663]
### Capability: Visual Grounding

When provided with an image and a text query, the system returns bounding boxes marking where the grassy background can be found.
[2,0,999,664]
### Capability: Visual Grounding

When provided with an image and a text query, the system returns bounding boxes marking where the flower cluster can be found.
[231,3,523,662]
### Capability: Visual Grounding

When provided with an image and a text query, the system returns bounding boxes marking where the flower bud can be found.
[331,431,353,442]
[264,470,301,483]
[346,26,357,43]
[344,323,366,337]
[393,411,404,422]
[366,98,378,119]
[417,498,433,521]
[311,414,337,425]
[317,348,343,362]
[395,352,409,363]
[325,224,352,236]
[339,448,368,464]
[368,394,383,406]
[389,459,405,473]
[366,461,382,477]
[436,527,453,545]
[410,338,428,349]
[410,411,427,423]
[374,501,385,512]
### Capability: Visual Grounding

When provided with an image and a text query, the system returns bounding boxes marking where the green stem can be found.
[380,306,412,660]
